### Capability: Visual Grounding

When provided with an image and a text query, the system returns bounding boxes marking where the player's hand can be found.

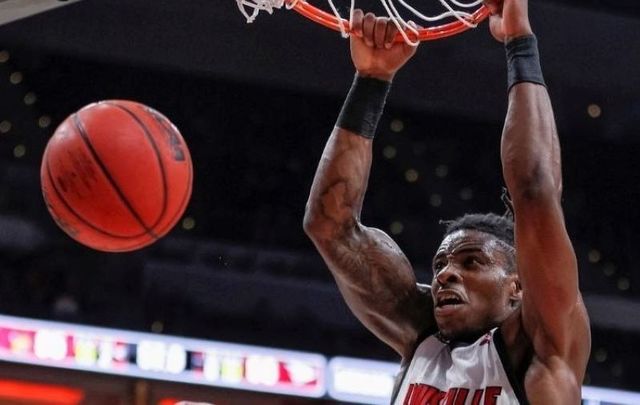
[349,9,418,82]
[484,0,533,43]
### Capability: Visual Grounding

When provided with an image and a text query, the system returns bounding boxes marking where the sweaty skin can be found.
[303,2,590,404]
[431,230,518,343]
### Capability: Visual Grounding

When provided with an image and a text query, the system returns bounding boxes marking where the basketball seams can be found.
[42,101,192,252]
[72,112,160,240]
[152,153,193,239]
[101,165,192,252]
[103,101,169,231]
[44,149,150,242]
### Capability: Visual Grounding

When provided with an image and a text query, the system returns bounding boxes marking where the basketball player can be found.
[303,0,591,403]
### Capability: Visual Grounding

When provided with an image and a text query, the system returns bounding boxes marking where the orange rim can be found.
[287,1,490,42]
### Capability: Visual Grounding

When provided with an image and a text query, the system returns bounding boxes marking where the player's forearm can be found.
[501,83,562,201]
[303,128,372,239]
[304,75,390,239]
[499,35,562,201]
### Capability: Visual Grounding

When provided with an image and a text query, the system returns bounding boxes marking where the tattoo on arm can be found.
[305,129,432,357]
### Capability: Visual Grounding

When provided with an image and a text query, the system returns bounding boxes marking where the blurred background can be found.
[0,0,638,403]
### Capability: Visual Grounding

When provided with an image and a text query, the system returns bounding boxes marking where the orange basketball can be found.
[40,100,193,252]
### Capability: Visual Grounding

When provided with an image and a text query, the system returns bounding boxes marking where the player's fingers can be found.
[362,12,376,47]
[351,9,364,37]
[384,19,401,48]
[374,17,388,49]
[483,0,502,15]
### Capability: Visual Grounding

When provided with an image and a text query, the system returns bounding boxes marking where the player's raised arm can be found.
[303,10,433,359]
[486,0,591,399]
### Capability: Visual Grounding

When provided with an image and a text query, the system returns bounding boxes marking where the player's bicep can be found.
[314,225,433,357]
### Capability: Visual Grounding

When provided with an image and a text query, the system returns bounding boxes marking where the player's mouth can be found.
[435,290,466,315]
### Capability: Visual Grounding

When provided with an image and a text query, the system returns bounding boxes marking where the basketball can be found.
[40,100,193,252]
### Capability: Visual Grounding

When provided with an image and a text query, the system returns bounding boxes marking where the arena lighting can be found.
[157,399,180,405]
[0,120,12,134]
[588,104,603,119]
[581,386,640,405]
[0,314,638,404]
[328,357,400,405]
[0,379,84,404]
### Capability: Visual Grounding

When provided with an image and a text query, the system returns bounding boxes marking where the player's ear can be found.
[508,275,522,307]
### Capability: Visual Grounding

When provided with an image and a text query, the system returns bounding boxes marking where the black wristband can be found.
[505,35,546,91]
[336,75,391,139]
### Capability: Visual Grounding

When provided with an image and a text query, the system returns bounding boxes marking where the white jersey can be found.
[392,328,527,405]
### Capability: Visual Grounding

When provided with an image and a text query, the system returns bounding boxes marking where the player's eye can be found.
[463,256,481,268]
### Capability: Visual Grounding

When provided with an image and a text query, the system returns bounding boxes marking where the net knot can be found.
[236,0,289,23]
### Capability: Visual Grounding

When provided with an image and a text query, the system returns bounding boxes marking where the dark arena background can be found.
[0,0,639,403]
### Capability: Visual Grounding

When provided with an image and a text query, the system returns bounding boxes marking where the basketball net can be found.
[236,0,487,44]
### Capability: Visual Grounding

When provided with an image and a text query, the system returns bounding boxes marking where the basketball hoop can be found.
[236,0,490,44]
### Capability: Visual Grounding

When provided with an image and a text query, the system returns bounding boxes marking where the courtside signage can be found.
[0,314,638,404]
[0,314,325,398]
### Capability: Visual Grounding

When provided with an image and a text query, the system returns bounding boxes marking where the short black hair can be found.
[441,188,516,247]
[440,213,514,247]
[440,212,516,273]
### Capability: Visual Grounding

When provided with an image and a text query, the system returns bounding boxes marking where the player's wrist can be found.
[504,29,534,44]
[503,15,534,43]
[356,69,395,83]
[505,34,546,91]
[336,74,391,139]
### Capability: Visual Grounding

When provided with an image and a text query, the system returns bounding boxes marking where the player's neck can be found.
[438,329,492,348]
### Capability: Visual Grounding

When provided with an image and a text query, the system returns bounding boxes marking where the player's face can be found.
[431,229,519,342]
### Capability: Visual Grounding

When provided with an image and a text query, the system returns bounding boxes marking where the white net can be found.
[236,0,485,44]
